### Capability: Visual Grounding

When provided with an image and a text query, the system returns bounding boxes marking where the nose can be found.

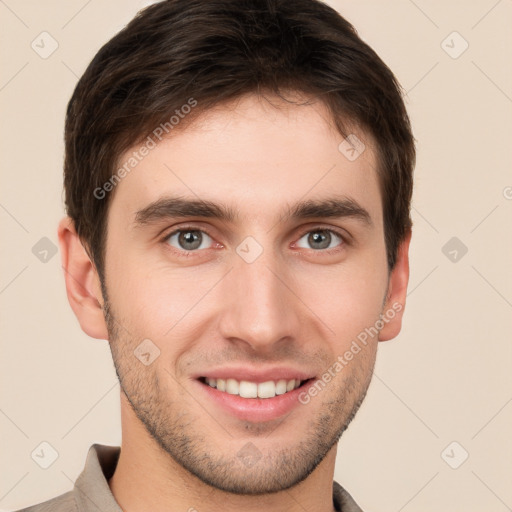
[217,244,301,353]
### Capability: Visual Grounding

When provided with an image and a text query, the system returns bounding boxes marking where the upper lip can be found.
[193,367,316,384]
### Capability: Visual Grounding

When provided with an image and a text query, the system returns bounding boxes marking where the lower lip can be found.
[194,379,314,423]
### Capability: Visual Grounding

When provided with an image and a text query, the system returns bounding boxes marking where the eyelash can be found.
[160,225,349,258]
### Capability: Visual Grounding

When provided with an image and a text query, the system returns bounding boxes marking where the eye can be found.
[295,229,345,251]
[165,228,214,252]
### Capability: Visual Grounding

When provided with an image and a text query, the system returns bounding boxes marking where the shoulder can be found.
[12,490,78,512]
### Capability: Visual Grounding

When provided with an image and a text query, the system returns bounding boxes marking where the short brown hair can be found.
[64,0,415,283]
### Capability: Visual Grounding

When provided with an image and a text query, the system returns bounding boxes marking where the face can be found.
[102,93,391,494]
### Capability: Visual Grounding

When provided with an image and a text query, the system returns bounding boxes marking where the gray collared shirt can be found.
[15,444,364,512]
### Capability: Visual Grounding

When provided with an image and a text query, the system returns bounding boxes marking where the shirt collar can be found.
[73,444,122,511]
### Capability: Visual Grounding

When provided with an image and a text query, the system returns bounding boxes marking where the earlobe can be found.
[57,216,109,340]
[378,229,412,342]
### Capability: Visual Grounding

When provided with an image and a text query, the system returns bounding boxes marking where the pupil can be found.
[309,230,330,250]
[180,231,201,250]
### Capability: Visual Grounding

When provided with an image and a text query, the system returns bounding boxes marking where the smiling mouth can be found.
[198,377,312,399]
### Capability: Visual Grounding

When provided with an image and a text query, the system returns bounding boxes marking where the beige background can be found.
[1,1,511,510]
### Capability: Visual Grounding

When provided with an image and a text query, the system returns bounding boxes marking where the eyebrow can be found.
[133,194,373,228]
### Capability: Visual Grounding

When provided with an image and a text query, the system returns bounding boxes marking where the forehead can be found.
[109,93,382,229]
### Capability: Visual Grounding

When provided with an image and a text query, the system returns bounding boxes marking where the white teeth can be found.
[239,381,258,398]
[257,381,275,398]
[204,377,304,399]
[275,379,287,395]
[226,378,239,395]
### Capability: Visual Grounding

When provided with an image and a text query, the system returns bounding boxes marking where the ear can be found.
[57,216,109,340]
[378,229,412,342]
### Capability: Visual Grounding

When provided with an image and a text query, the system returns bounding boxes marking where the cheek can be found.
[107,251,216,344]
[294,257,388,344]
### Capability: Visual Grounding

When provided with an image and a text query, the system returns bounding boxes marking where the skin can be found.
[58,93,411,512]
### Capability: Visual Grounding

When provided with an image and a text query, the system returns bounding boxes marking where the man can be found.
[17,0,414,510]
